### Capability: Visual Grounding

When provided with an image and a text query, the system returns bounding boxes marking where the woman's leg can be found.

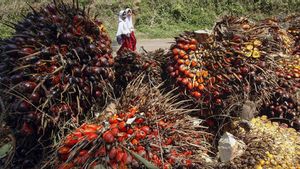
[117,35,132,55]
[130,32,137,51]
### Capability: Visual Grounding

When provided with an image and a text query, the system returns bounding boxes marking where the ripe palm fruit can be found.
[0,1,114,136]
[52,76,212,168]
[218,116,300,169]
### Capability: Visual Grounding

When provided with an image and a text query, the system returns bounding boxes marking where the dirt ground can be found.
[112,38,174,55]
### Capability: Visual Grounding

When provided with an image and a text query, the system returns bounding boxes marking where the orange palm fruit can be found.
[183,54,189,59]
[191,60,197,67]
[177,59,185,65]
[185,60,190,66]
[190,38,198,44]
[172,48,179,55]
[187,82,193,90]
[189,44,197,51]
[198,84,205,90]
[179,50,186,57]
[183,44,189,51]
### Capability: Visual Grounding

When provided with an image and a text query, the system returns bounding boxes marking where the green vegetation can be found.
[0,0,299,39]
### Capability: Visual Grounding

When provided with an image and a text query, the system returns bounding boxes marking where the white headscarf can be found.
[125,8,134,32]
[116,10,130,36]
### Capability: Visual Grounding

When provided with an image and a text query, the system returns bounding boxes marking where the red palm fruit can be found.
[215,99,222,105]
[189,44,197,50]
[109,115,119,124]
[103,131,114,143]
[172,48,179,55]
[79,150,88,156]
[187,82,193,90]
[165,138,173,145]
[193,81,199,88]
[82,128,96,135]
[183,54,189,59]
[185,60,190,66]
[177,59,185,65]
[30,92,40,103]
[167,66,174,73]
[179,65,186,72]
[58,146,70,155]
[109,147,117,159]
[190,38,197,44]
[137,149,146,157]
[21,81,37,93]
[141,126,151,134]
[87,133,98,141]
[136,130,147,140]
[118,121,127,132]
[84,124,102,131]
[192,91,201,99]
[131,138,139,145]
[183,44,189,51]
[111,127,119,137]
[191,60,197,67]
[116,150,124,162]
[170,71,176,77]
[64,136,79,147]
[177,43,184,49]
[181,78,188,85]
[127,128,134,135]
[135,118,144,124]
[96,146,106,156]
[174,55,179,61]
[179,50,186,57]
[188,72,195,78]
[20,122,33,135]
[58,163,74,169]
[123,153,132,164]
[198,84,205,91]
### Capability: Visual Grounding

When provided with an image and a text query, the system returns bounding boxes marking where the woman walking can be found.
[116,10,131,55]
[125,8,136,51]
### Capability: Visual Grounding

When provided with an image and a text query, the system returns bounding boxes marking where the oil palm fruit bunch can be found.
[259,56,300,131]
[0,0,114,136]
[52,76,211,169]
[284,14,300,53]
[218,116,300,169]
[214,16,294,55]
[165,28,277,116]
[114,49,164,96]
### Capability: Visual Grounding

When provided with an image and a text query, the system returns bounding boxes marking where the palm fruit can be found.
[52,76,212,169]
[218,116,300,169]
[114,49,164,97]
[0,0,114,136]
[260,55,300,131]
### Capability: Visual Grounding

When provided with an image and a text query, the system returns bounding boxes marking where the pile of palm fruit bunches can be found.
[0,0,299,168]
[50,77,212,169]
[166,15,299,130]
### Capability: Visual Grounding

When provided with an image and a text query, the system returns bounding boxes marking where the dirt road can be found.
[112,39,174,54]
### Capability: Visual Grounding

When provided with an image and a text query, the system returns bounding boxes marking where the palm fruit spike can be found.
[51,75,212,169]
[0,0,114,136]
[114,49,164,97]
[218,116,300,169]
